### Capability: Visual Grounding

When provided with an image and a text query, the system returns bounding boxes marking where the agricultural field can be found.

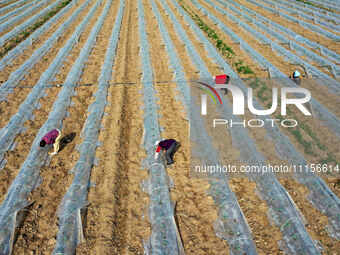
[0,0,339,254]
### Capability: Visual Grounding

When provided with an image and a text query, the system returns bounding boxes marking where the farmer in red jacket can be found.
[214,74,230,95]
[154,139,180,165]
[40,129,62,155]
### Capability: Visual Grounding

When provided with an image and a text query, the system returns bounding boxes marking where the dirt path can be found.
[10,1,115,253]
[76,0,150,254]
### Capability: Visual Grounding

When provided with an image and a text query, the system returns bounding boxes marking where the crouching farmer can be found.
[289,70,301,85]
[214,74,230,95]
[154,139,180,165]
[40,128,62,155]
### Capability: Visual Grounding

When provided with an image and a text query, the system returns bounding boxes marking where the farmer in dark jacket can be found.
[289,70,301,85]
[154,139,180,165]
[40,128,61,155]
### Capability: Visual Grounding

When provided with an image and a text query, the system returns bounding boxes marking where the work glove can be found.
[154,152,159,160]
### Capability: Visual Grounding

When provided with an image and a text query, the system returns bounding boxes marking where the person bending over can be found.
[289,70,301,85]
[154,139,180,165]
[40,128,62,156]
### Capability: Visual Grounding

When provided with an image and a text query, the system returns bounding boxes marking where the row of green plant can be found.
[249,78,339,165]
[295,0,334,13]
[180,2,254,75]
[179,2,338,166]
[0,0,72,58]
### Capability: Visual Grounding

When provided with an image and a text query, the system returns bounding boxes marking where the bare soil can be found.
[0,0,339,254]
[76,1,150,254]
[10,0,113,253]
[0,0,93,129]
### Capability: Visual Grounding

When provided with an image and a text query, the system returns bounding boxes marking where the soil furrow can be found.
[0,0,52,37]
[181,0,340,252]
[189,0,340,186]
[76,0,150,254]
[0,0,105,206]
[157,0,288,253]
[0,0,93,129]
[10,0,121,253]
[232,0,340,54]
[143,0,233,253]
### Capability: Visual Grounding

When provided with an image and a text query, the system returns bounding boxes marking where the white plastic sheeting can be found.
[259,0,340,32]
[138,0,184,254]
[196,0,340,139]
[245,0,340,41]
[0,0,64,47]
[0,0,88,101]
[0,0,92,171]
[0,1,103,254]
[278,0,340,24]
[197,0,340,242]
[0,0,73,71]
[218,0,340,79]
[0,0,39,24]
[161,0,260,253]
[53,0,124,253]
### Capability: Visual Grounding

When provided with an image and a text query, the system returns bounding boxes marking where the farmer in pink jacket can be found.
[40,129,62,155]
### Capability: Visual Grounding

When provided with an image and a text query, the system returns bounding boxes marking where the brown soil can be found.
[178,0,340,253]
[0,0,93,129]
[0,0,101,205]
[0,0,52,38]
[145,0,232,253]
[233,0,340,54]
[76,0,150,254]
[10,1,113,254]
[0,0,35,19]
[190,0,340,163]
[0,0,339,254]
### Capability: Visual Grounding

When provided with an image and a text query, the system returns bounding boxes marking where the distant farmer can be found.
[214,74,230,95]
[154,139,180,165]
[289,70,301,85]
[40,128,62,156]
